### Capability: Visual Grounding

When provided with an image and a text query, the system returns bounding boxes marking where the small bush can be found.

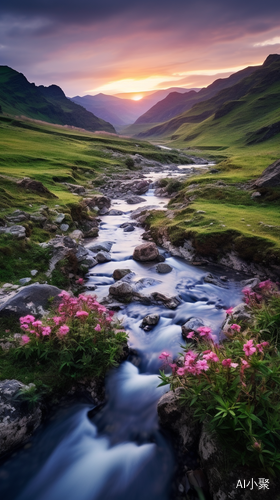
[158,282,280,475]
[8,292,128,386]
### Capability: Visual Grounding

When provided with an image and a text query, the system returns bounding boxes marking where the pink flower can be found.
[59,325,70,335]
[32,320,42,327]
[159,351,170,360]
[169,363,177,374]
[230,362,239,368]
[186,331,195,339]
[20,315,35,324]
[5,329,10,333]
[75,311,89,318]
[58,290,70,299]
[225,307,234,315]
[108,310,115,317]
[177,367,186,376]
[21,335,30,344]
[42,326,51,336]
[105,316,113,322]
[243,339,256,356]
[241,359,250,369]
[242,287,251,296]
[98,306,107,313]
[203,351,219,362]
[76,278,84,285]
[53,316,62,326]
[222,358,232,367]
[261,341,269,347]
[196,359,209,371]
[197,326,212,336]
[256,343,263,353]
[20,323,29,330]
[94,324,101,332]
[230,324,241,332]
[185,350,198,361]
[253,441,261,450]
[259,280,272,290]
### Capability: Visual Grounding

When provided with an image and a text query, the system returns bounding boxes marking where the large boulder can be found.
[133,242,159,262]
[109,281,133,299]
[0,284,62,319]
[131,179,150,195]
[253,158,280,188]
[85,195,111,214]
[0,380,42,457]
[113,269,132,280]
[158,388,201,448]
[17,178,57,198]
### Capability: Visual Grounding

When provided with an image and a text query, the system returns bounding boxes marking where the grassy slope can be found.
[139,57,280,266]
[0,66,115,133]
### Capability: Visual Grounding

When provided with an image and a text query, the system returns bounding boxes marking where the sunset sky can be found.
[1,0,280,97]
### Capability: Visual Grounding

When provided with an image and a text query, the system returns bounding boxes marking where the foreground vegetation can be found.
[0,290,128,402]
[159,280,280,475]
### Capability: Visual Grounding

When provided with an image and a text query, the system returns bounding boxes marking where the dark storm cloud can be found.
[1,0,280,28]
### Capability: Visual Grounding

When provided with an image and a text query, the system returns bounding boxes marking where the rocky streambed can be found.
[0,161,272,500]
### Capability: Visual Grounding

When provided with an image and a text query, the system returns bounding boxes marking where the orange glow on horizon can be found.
[131,94,143,101]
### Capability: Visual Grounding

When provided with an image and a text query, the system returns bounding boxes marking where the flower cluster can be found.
[19,292,115,345]
[185,325,216,342]
[159,325,270,379]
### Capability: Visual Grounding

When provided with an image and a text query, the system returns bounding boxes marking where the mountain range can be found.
[135,54,280,148]
[0,66,115,133]
[70,88,197,128]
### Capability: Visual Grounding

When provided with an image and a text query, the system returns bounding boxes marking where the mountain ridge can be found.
[0,66,116,133]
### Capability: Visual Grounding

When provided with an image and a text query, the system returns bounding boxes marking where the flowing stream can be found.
[0,164,244,500]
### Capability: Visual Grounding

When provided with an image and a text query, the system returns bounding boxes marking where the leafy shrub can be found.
[8,292,128,385]
[158,283,280,475]
[125,157,135,169]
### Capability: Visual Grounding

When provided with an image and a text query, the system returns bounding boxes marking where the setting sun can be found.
[131,95,143,101]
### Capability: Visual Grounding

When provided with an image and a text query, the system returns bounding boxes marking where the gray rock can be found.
[109,281,133,299]
[19,277,32,285]
[182,317,204,338]
[75,244,89,262]
[113,269,132,280]
[0,284,62,319]
[141,313,160,330]
[95,251,112,263]
[133,242,159,262]
[251,191,261,198]
[0,379,42,457]
[85,195,111,212]
[87,241,113,253]
[54,213,65,224]
[157,389,201,448]
[69,230,84,241]
[2,225,26,239]
[6,210,30,223]
[156,263,172,274]
[66,183,85,195]
[60,224,69,232]
[123,225,135,232]
[254,158,280,188]
[30,270,38,276]
[30,213,47,223]
[126,196,146,204]
[108,209,123,215]
[223,303,252,332]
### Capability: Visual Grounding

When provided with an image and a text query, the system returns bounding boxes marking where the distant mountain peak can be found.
[263,54,280,67]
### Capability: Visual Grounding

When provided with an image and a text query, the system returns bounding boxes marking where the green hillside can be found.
[138,54,280,148]
[0,66,115,133]
[136,55,280,271]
